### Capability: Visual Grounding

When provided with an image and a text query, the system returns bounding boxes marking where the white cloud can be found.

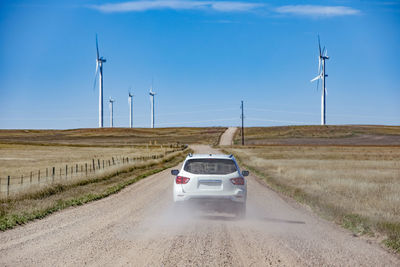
[275,5,360,17]
[89,2,361,17]
[90,0,263,13]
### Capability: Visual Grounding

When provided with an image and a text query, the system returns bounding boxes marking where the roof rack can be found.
[229,154,233,158]
[188,153,193,157]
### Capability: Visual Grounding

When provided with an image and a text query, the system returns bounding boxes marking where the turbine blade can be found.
[324,48,328,57]
[310,75,321,82]
[322,46,326,58]
[317,78,320,91]
[318,57,321,74]
[96,34,99,60]
[92,67,99,92]
[318,35,322,57]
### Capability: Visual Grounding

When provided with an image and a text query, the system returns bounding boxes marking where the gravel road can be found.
[0,129,399,266]
[219,127,237,146]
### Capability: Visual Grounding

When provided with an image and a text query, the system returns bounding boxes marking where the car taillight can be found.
[176,176,190,184]
[230,177,244,185]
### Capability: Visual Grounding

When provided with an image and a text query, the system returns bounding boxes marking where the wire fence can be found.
[0,145,187,198]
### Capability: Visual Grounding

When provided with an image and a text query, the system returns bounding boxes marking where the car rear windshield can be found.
[184,158,237,175]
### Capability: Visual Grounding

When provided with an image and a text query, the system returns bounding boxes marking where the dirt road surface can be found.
[0,130,399,266]
[219,127,237,146]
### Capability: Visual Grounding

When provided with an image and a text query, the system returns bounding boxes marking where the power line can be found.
[247,118,308,124]
[157,118,238,126]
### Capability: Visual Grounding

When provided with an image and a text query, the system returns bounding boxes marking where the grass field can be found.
[0,127,226,146]
[235,125,400,145]
[225,144,400,252]
[0,127,225,196]
[0,143,169,177]
[0,149,190,230]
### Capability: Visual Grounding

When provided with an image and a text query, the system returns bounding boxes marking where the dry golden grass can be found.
[0,127,226,146]
[0,127,225,196]
[225,145,400,251]
[235,125,400,145]
[0,143,169,179]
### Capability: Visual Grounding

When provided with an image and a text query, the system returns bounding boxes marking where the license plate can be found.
[198,179,222,190]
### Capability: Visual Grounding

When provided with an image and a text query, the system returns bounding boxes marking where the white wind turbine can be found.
[311,35,329,125]
[109,97,115,128]
[149,86,156,128]
[128,91,134,128]
[93,34,107,128]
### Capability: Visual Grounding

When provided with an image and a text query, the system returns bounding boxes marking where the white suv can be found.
[171,153,249,217]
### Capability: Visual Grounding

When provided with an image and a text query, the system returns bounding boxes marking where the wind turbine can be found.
[128,91,134,128]
[311,35,329,125]
[93,34,107,128]
[149,86,156,128]
[109,97,115,128]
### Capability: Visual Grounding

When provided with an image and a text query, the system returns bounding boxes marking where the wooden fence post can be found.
[30,171,32,183]
[38,170,40,183]
[85,163,88,175]
[52,167,55,182]
[98,159,100,169]
[103,160,104,169]
[7,176,10,197]
[21,175,23,185]
[66,165,68,178]
[92,159,95,172]
[112,157,115,165]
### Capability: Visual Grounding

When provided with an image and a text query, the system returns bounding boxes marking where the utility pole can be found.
[109,98,114,128]
[128,93,133,128]
[241,100,244,146]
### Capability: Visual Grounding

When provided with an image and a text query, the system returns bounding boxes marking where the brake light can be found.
[176,176,190,184]
[230,177,244,185]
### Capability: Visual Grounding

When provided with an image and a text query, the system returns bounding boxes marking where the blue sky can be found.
[0,0,399,129]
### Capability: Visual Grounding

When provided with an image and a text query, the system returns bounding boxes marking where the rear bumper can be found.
[174,190,246,204]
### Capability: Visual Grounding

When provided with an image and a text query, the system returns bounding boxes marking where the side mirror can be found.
[171,169,179,176]
[242,170,249,177]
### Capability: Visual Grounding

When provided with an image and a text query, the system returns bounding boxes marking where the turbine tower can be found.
[93,35,106,128]
[109,97,115,128]
[311,35,329,125]
[149,86,156,128]
[128,91,134,128]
